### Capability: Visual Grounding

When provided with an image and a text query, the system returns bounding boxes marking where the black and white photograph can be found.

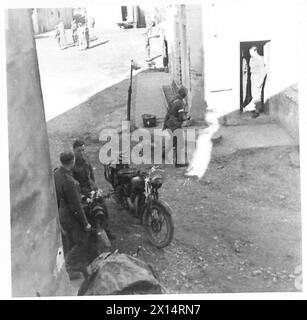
[1,0,306,299]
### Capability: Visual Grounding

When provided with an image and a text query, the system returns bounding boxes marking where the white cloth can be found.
[250,55,266,103]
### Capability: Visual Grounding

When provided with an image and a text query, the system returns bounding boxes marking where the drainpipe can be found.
[6,9,72,297]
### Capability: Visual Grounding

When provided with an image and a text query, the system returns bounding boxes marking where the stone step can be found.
[219,110,275,127]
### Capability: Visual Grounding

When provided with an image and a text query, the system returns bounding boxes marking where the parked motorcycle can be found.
[82,189,111,257]
[104,157,174,248]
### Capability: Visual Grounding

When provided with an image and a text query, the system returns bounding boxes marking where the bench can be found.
[161,80,179,111]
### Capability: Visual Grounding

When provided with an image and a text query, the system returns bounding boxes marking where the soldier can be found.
[72,140,96,196]
[71,19,78,45]
[163,86,190,167]
[54,151,92,280]
[72,140,116,240]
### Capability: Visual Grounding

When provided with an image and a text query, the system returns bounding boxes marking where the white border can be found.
[0,0,306,300]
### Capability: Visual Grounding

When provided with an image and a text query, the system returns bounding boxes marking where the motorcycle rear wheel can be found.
[142,199,174,248]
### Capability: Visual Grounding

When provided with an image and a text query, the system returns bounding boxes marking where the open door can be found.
[240,40,271,112]
[262,41,271,114]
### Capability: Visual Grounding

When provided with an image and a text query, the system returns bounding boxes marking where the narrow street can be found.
[38,20,301,295]
[46,74,301,293]
[5,3,303,299]
[36,26,162,121]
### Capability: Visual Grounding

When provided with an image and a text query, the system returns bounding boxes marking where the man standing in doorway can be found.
[245,46,267,118]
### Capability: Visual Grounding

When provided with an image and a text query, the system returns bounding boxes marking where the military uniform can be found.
[163,94,186,132]
[54,166,91,275]
[163,94,187,165]
[72,156,115,240]
[72,156,95,196]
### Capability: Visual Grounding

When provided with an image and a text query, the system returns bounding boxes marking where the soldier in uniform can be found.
[54,151,92,280]
[163,85,189,167]
[72,140,116,240]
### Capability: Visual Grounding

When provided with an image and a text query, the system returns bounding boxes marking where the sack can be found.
[78,252,164,295]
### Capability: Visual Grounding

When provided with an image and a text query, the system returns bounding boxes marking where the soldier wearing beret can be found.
[54,151,92,280]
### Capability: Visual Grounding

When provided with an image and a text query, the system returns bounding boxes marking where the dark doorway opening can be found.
[240,40,270,112]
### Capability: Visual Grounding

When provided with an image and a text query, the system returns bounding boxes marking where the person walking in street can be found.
[54,25,61,48]
[72,140,116,240]
[71,19,78,45]
[58,21,67,49]
[145,29,151,62]
[54,151,92,280]
[85,23,90,49]
[77,23,87,50]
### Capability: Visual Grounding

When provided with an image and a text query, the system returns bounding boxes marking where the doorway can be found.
[240,40,270,112]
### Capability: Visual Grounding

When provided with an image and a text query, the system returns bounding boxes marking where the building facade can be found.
[32,8,73,34]
[202,0,299,142]
[164,4,206,121]
[164,0,300,142]
[120,5,146,28]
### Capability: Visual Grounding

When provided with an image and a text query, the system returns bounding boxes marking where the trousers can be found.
[64,226,92,274]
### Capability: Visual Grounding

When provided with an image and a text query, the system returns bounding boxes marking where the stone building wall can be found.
[6,9,72,297]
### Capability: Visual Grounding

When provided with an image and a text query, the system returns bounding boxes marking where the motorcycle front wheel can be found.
[142,199,174,248]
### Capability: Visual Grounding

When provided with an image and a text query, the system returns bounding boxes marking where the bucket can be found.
[142,114,156,128]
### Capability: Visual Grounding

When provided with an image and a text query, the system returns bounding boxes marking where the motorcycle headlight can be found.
[97,188,103,197]
[151,177,163,189]
[150,170,165,188]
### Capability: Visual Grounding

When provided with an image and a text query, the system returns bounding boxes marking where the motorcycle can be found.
[104,156,174,248]
[82,189,111,257]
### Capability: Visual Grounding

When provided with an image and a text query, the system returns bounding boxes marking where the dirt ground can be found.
[47,76,301,294]
[42,23,301,295]
[35,26,161,120]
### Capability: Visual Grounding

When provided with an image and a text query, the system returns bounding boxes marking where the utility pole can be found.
[127,60,133,121]
[127,60,140,122]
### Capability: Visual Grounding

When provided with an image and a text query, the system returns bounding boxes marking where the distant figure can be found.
[54,25,61,48]
[145,29,151,61]
[245,46,267,118]
[85,23,90,49]
[87,16,96,39]
[145,21,159,63]
[58,21,67,48]
[89,16,95,29]
[162,33,169,69]
[77,23,87,50]
[71,19,78,44]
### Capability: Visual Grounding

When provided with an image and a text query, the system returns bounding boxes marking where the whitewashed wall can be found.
[203,0,299,117]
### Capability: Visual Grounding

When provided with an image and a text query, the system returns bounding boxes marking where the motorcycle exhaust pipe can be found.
[126,195,139,215]
[126,197,134,210]
[134,195,139,214]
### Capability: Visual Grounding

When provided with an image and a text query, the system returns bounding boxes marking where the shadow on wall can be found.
[266,83,299,143]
